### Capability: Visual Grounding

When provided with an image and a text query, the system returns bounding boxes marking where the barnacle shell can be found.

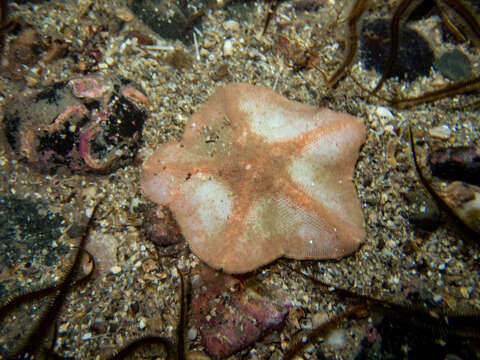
[3,75,149,174]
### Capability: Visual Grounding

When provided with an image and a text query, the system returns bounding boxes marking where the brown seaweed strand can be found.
[327,0,369,86]
[281,260,480,338]
[0,0,7,59]
[0,247,94,332]
[0,0,6,24]
[285,304,367,359]
[107,266,187,359]
[439,0,480,43]
[262,0,280,35]
[107,336,172,360]
[0,284,58,324]
[435,0,468,42]
[371,0,422,94]
[349,70,480,108]
[391,76,480,107]
[12,200,102,358]
[176,265,186,360]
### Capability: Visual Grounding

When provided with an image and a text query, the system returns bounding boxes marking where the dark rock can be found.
[143,206,184,246]
[3,75,149,174]
[405,189,442,231]
[91,319,108,334]
[435,50,471,80]
[192,266,290,358]
[360,19,434,81]
[428,146,480,186]
[128,0,206,44]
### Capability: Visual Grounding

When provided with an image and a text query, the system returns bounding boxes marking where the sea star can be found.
[142,83,366,274]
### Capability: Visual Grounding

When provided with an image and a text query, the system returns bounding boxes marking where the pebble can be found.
[435,49,471,80]
[374,106,394,120]
[115,7,135,22]
[305,344,315,354]
[325,329,346,349]
[187,327,198,340]
[138,317,147,330]
[460,286,471,299]
[110,265,122,274]
[429,125,451,139]
[91,319,107,334]
[224,20,240,33]
[81,332,92,341]
[311,312,329,328]
[203,37,216,49]
[223,39,234,56]
[405,189,441,231]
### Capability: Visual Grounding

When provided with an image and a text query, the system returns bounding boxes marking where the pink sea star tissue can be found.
[142,83,366,273]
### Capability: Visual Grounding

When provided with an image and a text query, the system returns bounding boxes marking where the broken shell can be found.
[442,181,480,234]
[428,125,451,140]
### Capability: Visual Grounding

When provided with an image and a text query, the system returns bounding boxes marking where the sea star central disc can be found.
[142,83,366,273]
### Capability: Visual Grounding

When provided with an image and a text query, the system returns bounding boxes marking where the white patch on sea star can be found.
[174,179,233,246]
[240,98,317,142]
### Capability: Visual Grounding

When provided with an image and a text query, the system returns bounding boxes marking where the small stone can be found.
[405,189,441,231]
[129,0,198,43]
[58,323,69,334]
[105,56,115,66]
[305,344,315,354]
[82,185,98,200]
[24,75,40,87]
[224,20,240,33]
[81,332,92,341]
[138,317,147,330]
[110,265,122,274]
[460,286,471,299]
[311,312,329,328]
[86,233,119,279]
[435,49,471,80]
[187,328,198,340]
[223,39,234,57]
[429,125,451,139]
[91,319,107,334]
[375,106,394,119]
[142,258,158,273]
[78,0,93,17]
[203,37,216,49]
[143,206,183,246]
[116,7,135,22]
[325,329,346,349]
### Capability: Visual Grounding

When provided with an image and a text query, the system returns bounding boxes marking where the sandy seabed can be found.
[0,1,479,359]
